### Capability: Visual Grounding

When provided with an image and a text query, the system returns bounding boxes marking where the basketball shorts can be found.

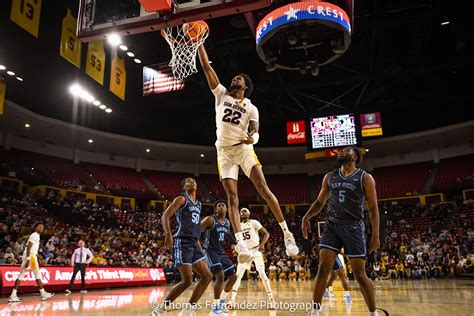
[18,254,40,280]
[319,220,367,258]
[239,248,265,271]
[204,249,235,277]
[217,144,261,180]
[173,238,205,266]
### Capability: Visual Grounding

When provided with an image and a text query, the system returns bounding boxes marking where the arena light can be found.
[93,100,101,106]
[134,58,142,64]
[16,76,23,81]
[7,71,15,76]
[119,45,128,51]
[441,21,450,26]
[200,154,205,158]
[365,148,370,152]
[0,65,5,70]
[80,91,95,103]
[146,148,151,153]
[25,123,30,128]
[88,139,94,143]
[107,33,122,46]
[105,108,112,113]
[99,104,106,110]
[127,52,135,57]
[69,83,82,96]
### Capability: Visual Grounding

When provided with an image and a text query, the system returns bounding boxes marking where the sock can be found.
[220,291,229,301]
[279,221,289,233]
[344,291,350,296]
[262,278,272,296]
[212,298,219,309]
[231,290,237,301]
[369,312,379,316]
[235,232,244,244]
[39,288,46,294]
[12,289,17,296]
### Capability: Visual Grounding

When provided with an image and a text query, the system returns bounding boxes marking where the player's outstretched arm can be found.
[200,216,213,232]
[161,196,186,249]
[197,44,220,90]
[301,173,331,239]
[363,173,380,252]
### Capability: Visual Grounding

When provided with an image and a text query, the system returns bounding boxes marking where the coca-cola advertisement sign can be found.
[287,121,306,144]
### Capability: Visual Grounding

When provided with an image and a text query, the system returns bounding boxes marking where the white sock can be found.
[39,288,46,294]
[344,291,350,296]
[212,298,219,308]
[220,291,229,301]
[369,312,379,316]
[279,221,289,233]
[262,278,272,296]
[231,290,237,301]
[11,289,17,296]
[235,232,244,244]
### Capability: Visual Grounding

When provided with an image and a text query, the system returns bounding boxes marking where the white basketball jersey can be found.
[241,219,263,249]
[23,232,40,256]
[212,84,259,148]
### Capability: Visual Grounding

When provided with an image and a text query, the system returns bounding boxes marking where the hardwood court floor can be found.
[1,279,473,315]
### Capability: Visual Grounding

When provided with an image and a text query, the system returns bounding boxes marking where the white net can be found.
[161,22,209,80]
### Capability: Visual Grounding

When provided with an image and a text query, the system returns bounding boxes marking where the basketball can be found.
[183,20,208,41]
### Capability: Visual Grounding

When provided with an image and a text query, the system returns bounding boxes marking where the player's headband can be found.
[240,208,250,214]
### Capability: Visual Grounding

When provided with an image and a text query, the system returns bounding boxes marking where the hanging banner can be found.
[286,120,306,145]
[0,80,6,115]
[86,41,105,85]
[110,57,126,101]
[360,112,383,137]
[10,0,42,38]
[60,9,82,68]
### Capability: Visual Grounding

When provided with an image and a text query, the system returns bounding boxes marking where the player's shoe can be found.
[8,295,21,303]
[65,289,72,295]
[209,305,228,316]
[219,300,229,313]
[41,292,55,301]
[235,243,252,263]
[324,290,335,298]
[284,232,299,256]
[343,293,352,302]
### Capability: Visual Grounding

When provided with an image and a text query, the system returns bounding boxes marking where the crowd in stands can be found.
[1,186,472,284]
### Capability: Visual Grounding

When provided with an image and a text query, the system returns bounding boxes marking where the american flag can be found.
[143,63,185,95]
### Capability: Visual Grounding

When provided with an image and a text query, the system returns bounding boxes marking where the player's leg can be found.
[162,264,194,304]
[230,262,249,303]
[30,256,54,300]
[244,151,298,256]
[350,258,376,313]
[324,270,337,298]
[312,249,338,312]
[220,255,237,305]
[9,260,28,302]
[190,258,212,304]
[336,269,350,292]
[254,252,275,307]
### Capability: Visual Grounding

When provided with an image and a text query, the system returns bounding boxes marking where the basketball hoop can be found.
[161,21,209,80]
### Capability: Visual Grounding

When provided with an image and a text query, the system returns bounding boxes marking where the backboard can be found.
[77,0,273,42]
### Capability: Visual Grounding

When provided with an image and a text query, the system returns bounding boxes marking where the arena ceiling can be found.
[0,0,473,147]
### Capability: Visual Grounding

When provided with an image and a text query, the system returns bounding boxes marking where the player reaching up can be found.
[197,44,299,263]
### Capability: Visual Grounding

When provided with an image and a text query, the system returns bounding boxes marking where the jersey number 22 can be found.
[222,108,242,125]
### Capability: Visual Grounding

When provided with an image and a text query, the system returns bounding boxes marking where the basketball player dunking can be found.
[301,146,381,316]
[158,178,212,316]
[197,44,299,263]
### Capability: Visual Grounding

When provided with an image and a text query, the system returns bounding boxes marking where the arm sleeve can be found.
[211,84,227,105]
[249,104,259,122]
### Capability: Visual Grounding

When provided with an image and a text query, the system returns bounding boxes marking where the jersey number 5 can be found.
[338,190,346,203]
[222,108,242,125]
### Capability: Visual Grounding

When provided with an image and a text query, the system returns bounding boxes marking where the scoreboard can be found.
[309,114,359,150]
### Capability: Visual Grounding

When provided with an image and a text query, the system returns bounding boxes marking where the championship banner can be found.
[110,57,126,100]
[10,0,42,38]
[0,266,166,293]
[60,9,82,68]
[86,41,105,85]
[0,80,5,115]
[286,120,306,144]
[360,112,383,137]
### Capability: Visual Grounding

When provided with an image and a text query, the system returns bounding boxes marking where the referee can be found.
[66,240,93,294]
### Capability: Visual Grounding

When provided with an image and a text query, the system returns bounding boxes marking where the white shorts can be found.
[19,254,40,280]
[239,248,265,270]
[217,144,261,180]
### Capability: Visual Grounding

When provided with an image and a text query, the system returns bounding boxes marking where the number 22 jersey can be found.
[212,84,259,148]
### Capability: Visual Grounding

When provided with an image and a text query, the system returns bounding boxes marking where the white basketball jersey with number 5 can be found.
[241,219,263,249]
[212,84,259,148]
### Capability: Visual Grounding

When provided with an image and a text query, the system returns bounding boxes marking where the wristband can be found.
[252,132,260,144]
